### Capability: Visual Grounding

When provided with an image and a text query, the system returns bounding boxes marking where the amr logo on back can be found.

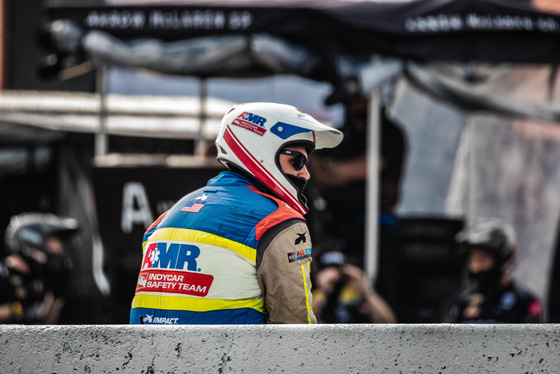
[142,242,200,271]
[137,241,212,297]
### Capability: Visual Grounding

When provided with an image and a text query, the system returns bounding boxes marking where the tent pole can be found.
[365,89,381,282]
[195,77,208,155]
[467,114,476,223]
[95,64,108,157]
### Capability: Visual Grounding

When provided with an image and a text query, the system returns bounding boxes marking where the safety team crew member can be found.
[130,102,343,324]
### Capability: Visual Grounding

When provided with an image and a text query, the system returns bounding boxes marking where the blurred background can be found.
[1,0,560,324]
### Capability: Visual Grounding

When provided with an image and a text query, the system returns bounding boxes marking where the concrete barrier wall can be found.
[1,324,559,373]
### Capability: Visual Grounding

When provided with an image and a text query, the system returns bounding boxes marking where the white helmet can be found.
[215,102,343,215]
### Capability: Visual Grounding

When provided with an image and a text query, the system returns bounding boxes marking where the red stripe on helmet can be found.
[223,126,306,215]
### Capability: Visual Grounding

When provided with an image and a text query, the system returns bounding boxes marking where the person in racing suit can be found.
[0,213,77,324]
[447,218,543,323]
[130,102,343,324]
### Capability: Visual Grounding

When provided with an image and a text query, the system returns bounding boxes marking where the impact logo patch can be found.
[141,314,179,325]
[231,112,267,135]
[288,247,312,263]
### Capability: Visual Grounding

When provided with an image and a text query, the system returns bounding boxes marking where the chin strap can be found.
[227,164,309,214]
[285,174,309,212]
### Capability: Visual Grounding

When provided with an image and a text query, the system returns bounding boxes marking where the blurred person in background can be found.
[312,247,396,324]
[311,95,407,318]
[130,102,342,325]
[447,218,544,323]
[0,213,77,324]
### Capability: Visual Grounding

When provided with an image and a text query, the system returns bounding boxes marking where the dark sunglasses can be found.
[279,149,308,171]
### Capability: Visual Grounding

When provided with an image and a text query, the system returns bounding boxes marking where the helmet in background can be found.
[455,218,517,291]
[455,218,516,264]
[4,213,79,263]
[215,102,343,215]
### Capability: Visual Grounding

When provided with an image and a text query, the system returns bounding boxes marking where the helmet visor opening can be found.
[279,149,308,171]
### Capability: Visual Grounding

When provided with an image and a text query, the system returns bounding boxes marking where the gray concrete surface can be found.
[1,324,559,373]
